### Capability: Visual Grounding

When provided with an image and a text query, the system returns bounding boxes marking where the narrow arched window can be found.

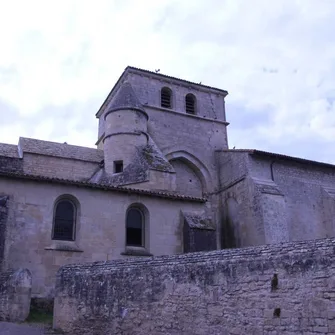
[161,87,172,108]
[126,207,144,247]
[185,93,196,114]
[53,199,76,241]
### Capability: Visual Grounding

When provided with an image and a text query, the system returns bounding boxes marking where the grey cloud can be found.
[0,98,100,145]
[0,99,21,126]
[227,102,272,128]
[264,136,335,165]
[229,124,335,165]
[37,99,100,142]
[61,41,91,78]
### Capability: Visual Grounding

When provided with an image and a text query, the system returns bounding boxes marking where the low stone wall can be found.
[54,238,335,335]
[0,268,32,322]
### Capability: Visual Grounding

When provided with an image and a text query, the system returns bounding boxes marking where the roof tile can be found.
[106,81,146,115]
[0,143,18,158]
[19,137,104,162]
[0,170,206,203]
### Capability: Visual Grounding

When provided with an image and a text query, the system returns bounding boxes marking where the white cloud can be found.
[0,0,334,162]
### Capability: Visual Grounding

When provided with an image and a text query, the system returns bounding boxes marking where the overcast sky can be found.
[0,0,334,163]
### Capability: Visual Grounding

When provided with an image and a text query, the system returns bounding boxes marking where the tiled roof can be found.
[0,170,206,203]
[220,149,335,169]
[18,137,104,162]
[141,138,175,173]
[0,143,18,158]
[183,211,215,230]
[105,81,147,117]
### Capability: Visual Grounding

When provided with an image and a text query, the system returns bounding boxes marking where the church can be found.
[0,66,335,299]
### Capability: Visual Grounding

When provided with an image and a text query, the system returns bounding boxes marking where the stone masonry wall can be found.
[250,155,335,242]
[22,153,99,181]
[217,152,266,248]
[0,177,205,298]
[99,71,228,194]
[0,156,23,174]
[127,72,227,121]
[221,177,265,248]
[0,268,32,322]
[170,160,203,197]
[0,195,9,271]
[54,238,335,335]
[217,151,250,188]
[98,70,228,143]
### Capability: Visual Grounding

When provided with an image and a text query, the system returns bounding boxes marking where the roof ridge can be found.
[126,66,228,94]
[19,137,102,151]
[0,142,19,158]
[217,148,335,168]
[18,137,103,163]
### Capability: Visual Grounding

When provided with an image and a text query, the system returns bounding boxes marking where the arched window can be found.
[52,199,76,241]
[185,93,196,114]
[126,207,144,247]
[161,87,172,109]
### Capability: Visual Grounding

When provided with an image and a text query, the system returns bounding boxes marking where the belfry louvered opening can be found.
[161,87,172,108]
[185,93,196,114]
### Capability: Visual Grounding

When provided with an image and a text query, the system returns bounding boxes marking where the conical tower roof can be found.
[105,81,147,118]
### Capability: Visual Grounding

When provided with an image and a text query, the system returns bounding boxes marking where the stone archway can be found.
[165,150,212,196]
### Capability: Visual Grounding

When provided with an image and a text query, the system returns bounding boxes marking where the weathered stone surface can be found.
[0,268,32,322]
[104,81,147,115]
[0,143,19,158]
[54,238,335,335]
[92,140,175,188]
[0,156,23,174]
[183,211,216,253]
[0,322,48,335]
[18,137,104,162]
[0,195,9,271]
[218,150,335,248]
[0,177,205,298]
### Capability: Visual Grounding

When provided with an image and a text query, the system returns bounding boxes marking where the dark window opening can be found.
[271,274,278,291]
[114,160,123,173]
[161,87,172,108]
[273,308,281,317]
[126,208,144,247]
[53,200,76,241]
[185,93,196,114]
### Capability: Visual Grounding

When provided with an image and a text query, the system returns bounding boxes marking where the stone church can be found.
[0,66,335,299]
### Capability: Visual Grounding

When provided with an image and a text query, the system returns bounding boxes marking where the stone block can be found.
[0,268,32,322]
